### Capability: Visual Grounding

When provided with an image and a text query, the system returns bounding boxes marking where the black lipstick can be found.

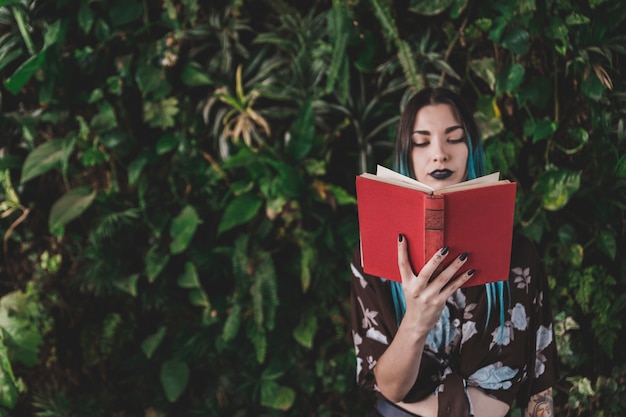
[429,169,453,180]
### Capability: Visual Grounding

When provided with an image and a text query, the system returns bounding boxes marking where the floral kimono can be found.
[350,233,558,414]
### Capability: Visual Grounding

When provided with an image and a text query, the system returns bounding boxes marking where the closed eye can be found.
[448,137,466,144]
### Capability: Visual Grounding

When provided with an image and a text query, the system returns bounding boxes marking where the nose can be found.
[431,141,449,162]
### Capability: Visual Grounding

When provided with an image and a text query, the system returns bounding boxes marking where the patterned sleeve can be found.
[513,234,559,404]
[458,233,559,406]
[349,248,397,394]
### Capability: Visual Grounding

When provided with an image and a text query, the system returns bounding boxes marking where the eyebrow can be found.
[412,125,464,135]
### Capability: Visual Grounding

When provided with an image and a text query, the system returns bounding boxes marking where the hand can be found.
[397,234,474,333]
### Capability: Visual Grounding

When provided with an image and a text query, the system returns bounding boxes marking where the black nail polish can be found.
[459,252,468,261]
[467,269,475,276]
[440,246,449,255]
[398,234,403,242]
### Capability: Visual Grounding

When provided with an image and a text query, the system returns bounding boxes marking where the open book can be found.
[356,165,517,287]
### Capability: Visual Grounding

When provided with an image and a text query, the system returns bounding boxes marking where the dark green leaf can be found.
[160,359,189,402]
[177,262,200,289]
[156,132,179,155]
[535,168,581,211]
[48,187,97,233]
[4,51,46,95]
[408,0,454,15]
[90,101,118,133]
[501,28,530,55]
[222,304,241,341]
[293,315,317,349]
[141,327,166,359]
[0,344,19,408]
[78,1,94,33]
[218,193,263,235]
[169,205,200,254]
[188,288,210,307]
[20,138,65,184]
[597,230,617,260]
[615,155,626,178]
[496,63,525,94]
[113,274,139,297]
[180,61,213,86]
[260,380,295,411]
[145,245,170,283]
[287,100,314,160]
[109,0,143,27]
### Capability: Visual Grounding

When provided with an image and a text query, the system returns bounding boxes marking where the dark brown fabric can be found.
[350,233,558,409]
[437,374,470,417]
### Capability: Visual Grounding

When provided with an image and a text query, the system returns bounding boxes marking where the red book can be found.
[356,165,517,287]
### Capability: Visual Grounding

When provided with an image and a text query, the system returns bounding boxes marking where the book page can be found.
[372,164,503,194]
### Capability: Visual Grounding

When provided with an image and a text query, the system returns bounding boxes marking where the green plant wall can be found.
[0,0,625,416]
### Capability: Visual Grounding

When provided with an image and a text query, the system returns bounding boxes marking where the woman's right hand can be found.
[397,233,474,334]
[373,234,475,402]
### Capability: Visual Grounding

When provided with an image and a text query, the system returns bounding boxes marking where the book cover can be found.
[356,166,517,287]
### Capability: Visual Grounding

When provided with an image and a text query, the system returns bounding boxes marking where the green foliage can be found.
[0,0,625,416]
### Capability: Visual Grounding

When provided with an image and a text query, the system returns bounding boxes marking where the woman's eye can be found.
[411,141,428,148]
[448,137,466,144]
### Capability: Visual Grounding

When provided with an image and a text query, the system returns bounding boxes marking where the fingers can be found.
[398,233,475,294]
[397,233,417,282]
[429,251,473,294]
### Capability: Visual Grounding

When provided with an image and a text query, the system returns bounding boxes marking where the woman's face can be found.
[410,103,469,190]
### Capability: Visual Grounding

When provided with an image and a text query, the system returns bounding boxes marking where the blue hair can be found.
[390,127,509,328]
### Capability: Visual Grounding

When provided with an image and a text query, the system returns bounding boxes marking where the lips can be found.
[429,169,453,180]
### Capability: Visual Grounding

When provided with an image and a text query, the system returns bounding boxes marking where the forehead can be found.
[413,104,461,129]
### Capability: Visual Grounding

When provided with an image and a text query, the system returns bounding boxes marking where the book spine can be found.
[424,195,445,259]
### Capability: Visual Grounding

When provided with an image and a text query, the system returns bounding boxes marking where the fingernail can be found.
[440,246,449,255]
[467,269,475,276]
[459,252,468,261]
[398,234,403,242]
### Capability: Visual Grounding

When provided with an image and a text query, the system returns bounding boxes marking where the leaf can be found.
[260,380,295,411]
[160,359,189,402]
[0,343,20,408]
[535,169,581,211]
[469,57,496,91]
[127,151,151,185]
[20,138,66,184]
[188,288,210,307]
[48,187,97,233]
[177,262,200,289]
[597,230,617,260]
[615,154,626,178]
[293,315,317,349]
[408,0,455,15]
[500,28,530,55]
[169,205,200,254]
[222,304,241,341]
[145,245,170,283]
[287,100,314,160]
[496,63,525,95]
[141,326,166,359]
[300,244,314,292]
[217,192,263,235]
[156,132,179,155]
[4,50,46,95]
[517,77,552,109]
[113,273,139,297]
[90,101,118,133]
[180,61,213,86]
[143,97,179,129]
[530,118,558,143]
[78,0,94,33]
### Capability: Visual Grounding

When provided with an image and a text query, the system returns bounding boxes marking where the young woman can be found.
[350,87,558,417]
